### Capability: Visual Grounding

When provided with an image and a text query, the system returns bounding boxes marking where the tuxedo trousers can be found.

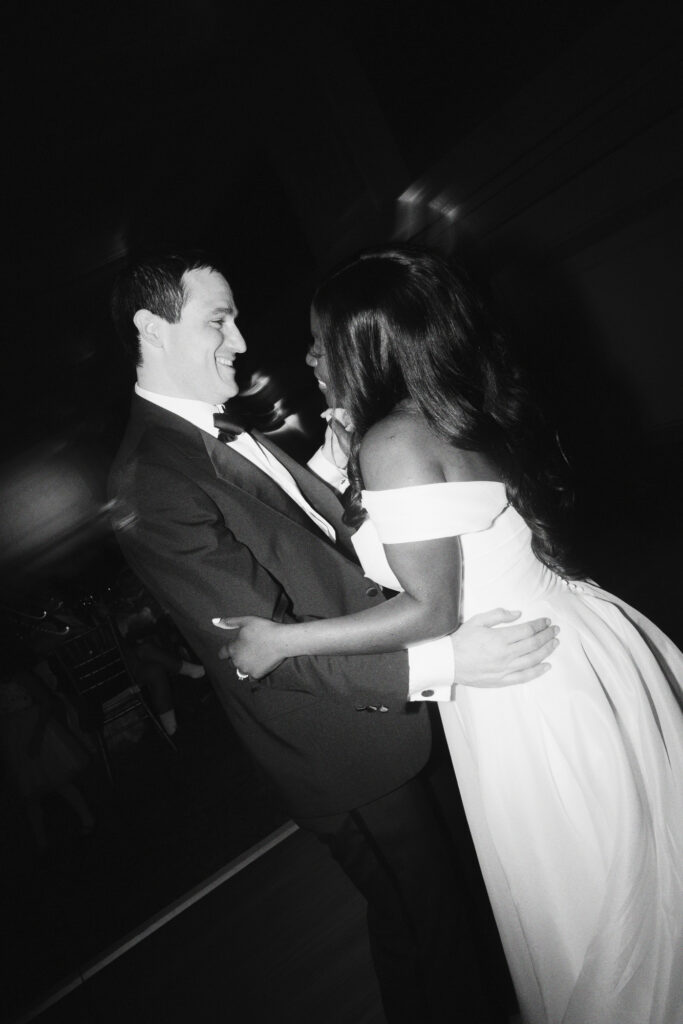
[296,769,506,1024]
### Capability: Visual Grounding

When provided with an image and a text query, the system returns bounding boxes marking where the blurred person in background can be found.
[0,645,95,852]
[115,587,206,736]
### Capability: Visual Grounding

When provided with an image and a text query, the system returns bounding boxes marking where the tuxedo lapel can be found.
[203,431,357,561]
[253,431,358,559]
[127,396,359,563]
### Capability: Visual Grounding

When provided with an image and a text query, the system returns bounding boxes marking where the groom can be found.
[108,250,556,1023]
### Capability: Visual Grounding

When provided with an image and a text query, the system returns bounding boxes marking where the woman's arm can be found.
[280,534,460,656]
[221,414,463,675]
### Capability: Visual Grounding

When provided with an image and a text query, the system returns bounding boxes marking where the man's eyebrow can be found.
[210,304,238,316]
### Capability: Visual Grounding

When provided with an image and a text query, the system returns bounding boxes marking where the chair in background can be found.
[56,617,176,783]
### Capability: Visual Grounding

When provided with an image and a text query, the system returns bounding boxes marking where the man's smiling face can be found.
[160,267,246,404]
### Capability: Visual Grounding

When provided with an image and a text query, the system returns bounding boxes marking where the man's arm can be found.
[111,463,287,634]
[220,610,558,697]
[407,611,558,702]
[111,459,414,706]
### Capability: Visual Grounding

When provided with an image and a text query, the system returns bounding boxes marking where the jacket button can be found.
[421,689,435,697]
[365,586,379,597]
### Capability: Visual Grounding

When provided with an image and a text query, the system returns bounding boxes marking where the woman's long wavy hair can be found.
[311,245,577,575]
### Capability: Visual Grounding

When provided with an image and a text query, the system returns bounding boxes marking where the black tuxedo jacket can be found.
[108,396,431,817]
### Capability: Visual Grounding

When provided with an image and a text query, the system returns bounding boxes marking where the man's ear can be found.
[133,309,164,349]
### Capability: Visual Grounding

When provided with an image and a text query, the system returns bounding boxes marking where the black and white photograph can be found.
[2,2,682,1022]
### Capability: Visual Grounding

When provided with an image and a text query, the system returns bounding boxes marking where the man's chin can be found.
[216,379,239,403]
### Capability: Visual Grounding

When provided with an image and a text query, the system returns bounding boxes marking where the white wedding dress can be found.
[352,481,683,1024]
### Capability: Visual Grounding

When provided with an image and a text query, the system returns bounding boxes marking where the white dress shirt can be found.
[135,385,453,695]
[135,385,335,540]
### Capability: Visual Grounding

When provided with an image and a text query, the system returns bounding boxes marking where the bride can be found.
[216,246,683,1024]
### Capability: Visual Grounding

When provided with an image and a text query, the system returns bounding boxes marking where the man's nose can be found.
[228,325,247,353]
[305,349,317,367]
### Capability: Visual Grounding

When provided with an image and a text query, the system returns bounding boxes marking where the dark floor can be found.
[20,827,387,1024]
[1,679,289,1024]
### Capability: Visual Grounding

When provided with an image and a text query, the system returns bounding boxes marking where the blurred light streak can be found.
[394,185,460,254]
[0,443,111,573]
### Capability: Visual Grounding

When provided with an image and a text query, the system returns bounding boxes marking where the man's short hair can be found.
[110,250,221,366]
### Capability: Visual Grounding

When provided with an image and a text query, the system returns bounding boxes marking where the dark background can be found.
[1,3,682,1018]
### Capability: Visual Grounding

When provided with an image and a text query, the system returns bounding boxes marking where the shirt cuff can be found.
[407,636,455,702]
[308,447,348,492]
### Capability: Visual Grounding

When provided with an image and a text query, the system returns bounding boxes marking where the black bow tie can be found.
[213,410,245,443]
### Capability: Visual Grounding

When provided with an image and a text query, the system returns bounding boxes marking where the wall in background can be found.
[398,1,682,438]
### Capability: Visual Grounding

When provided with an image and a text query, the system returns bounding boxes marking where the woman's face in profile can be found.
[306,308,333,405]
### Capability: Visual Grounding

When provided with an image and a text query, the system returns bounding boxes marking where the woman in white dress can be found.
[218,246,683,1024]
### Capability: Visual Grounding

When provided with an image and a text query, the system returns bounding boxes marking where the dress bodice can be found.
[351,481,559,616]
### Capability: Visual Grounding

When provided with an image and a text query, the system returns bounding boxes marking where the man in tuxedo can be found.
[108,251,557,1023]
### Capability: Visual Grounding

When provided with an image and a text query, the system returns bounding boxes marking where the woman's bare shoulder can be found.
[359,410,444,489]
[360,407,499,488]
